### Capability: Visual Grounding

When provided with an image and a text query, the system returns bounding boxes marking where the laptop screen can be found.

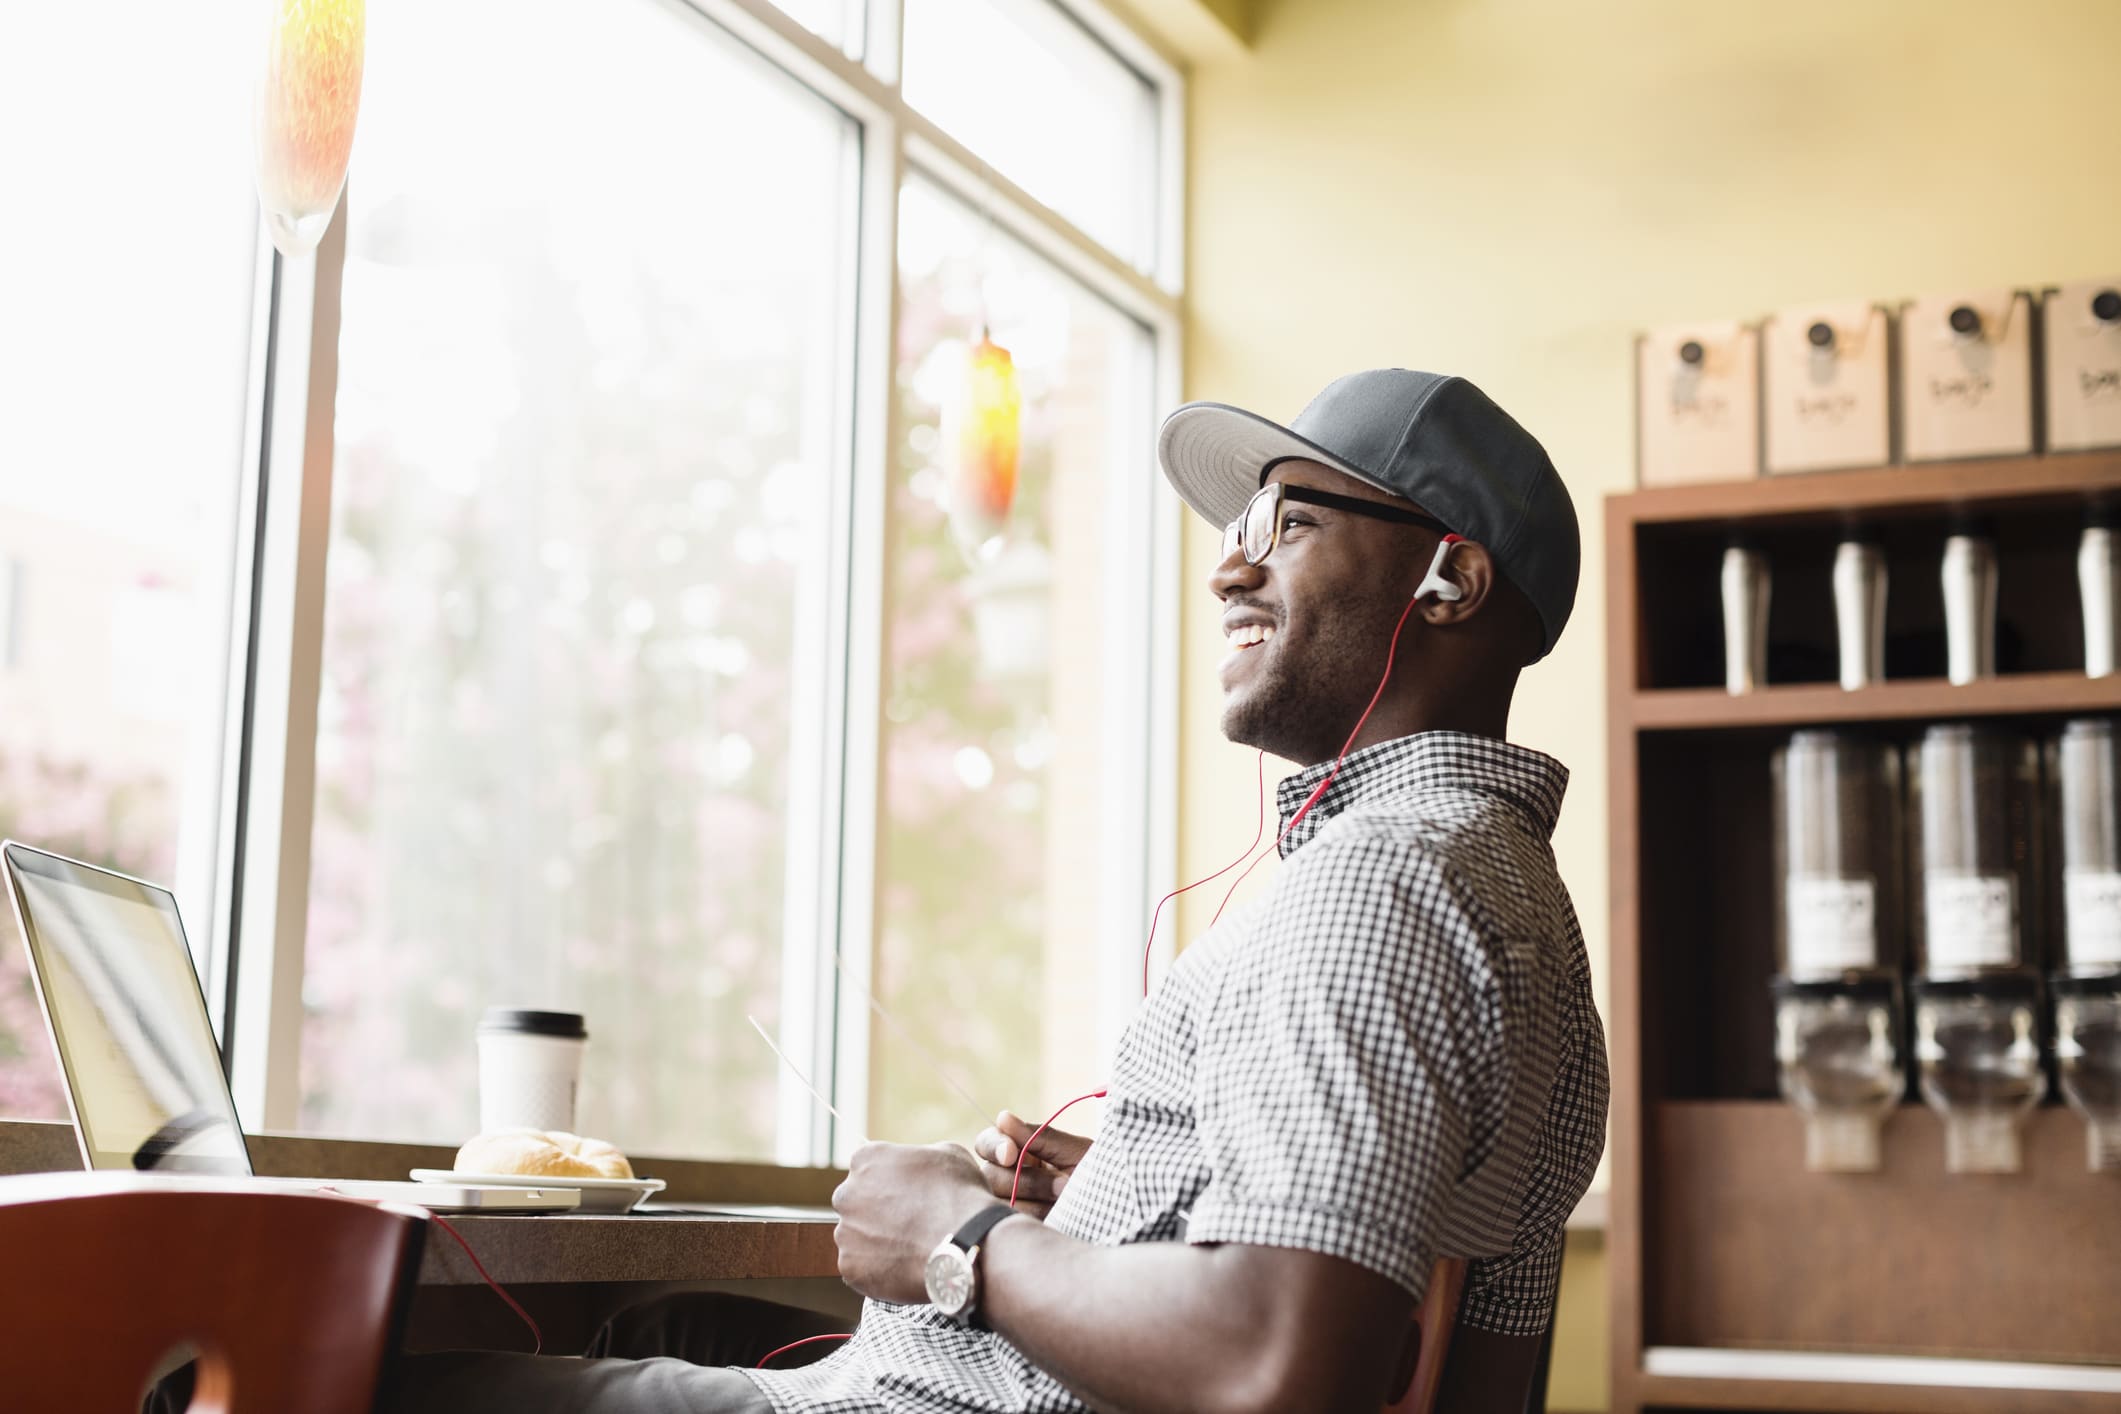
[2,842,251,1176]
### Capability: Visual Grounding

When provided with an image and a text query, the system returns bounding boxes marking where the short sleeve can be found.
[1182,835,1506,1298]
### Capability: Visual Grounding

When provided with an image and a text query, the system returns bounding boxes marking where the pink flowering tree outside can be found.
[0,752,175,1117]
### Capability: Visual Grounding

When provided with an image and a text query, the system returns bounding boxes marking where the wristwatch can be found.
[923,1204,1017,1325]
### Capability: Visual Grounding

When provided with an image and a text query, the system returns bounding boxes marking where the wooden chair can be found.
[1386,1253,1561,1414]
[1384,1256,1469,1414]
[0,1172,427,1413]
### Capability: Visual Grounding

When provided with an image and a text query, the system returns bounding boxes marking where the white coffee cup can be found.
[477,1008,588,1135]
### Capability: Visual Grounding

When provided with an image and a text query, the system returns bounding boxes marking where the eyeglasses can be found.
[1220,482,1452,567]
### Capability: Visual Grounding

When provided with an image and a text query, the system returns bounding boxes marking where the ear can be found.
[1411,535,1498,628]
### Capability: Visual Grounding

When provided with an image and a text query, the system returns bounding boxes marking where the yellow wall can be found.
[1174,2,2121,1407]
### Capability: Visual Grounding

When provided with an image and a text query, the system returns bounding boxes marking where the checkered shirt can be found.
[747,731,1609,1413]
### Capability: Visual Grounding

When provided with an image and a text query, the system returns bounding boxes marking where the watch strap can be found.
[951,1203,1016,1255]
[947,1204,1016,1330]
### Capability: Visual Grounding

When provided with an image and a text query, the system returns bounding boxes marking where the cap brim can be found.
[1156,402,1397,527]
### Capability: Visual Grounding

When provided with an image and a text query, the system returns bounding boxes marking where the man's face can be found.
[1212,461,1434,763]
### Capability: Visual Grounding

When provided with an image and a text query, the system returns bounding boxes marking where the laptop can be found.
[2,840,576,1214]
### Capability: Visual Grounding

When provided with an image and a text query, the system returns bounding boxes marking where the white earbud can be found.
[1414,535,1465,603]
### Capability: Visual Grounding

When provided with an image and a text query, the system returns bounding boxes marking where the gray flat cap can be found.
[1158,369,1580,659]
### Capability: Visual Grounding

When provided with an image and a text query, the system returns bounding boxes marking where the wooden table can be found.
[0,1119,857,1352]
[407,1206,851,1353]
[420,1207,839,1286]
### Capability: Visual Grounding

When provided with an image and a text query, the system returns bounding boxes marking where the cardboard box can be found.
[1900,288,2036,462]
[2045,277,2121,453]
[1763,302,1892,474]
[1636,321,1761,487]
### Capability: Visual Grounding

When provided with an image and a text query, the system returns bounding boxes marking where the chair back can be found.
[0,1173,427,1413]
[1383,1255,1468,1413]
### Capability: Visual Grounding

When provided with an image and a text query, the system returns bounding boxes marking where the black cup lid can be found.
[479,1008,588,1039]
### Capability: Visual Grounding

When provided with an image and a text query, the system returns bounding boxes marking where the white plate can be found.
[410,1169,665,1214]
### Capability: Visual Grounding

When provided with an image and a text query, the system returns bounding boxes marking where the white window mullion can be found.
[776,116,885,1169]
[821,111,905,1168]
[224,205,346,1133]
[1056,306,1184,1070]
[863,0,903,85]
[1133,304,1185,1018]
[201,225,282,1041]
[1150,47,1185,294]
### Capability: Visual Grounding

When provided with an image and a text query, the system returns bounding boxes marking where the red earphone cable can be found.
[1026,575,1430,1218]
[429,1212,543,1355]
[1009,1087,1108,1208]
[756,1332,855,1368]
[1207,593,1423,927]
[1139,749,1267,997]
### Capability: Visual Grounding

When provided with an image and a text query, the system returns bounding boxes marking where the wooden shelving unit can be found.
[1632,673,2121,732]
[1619,451,2121,527]
[1605,451,2121,1414]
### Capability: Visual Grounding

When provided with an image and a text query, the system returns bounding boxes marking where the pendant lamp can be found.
[255,0,366,258]
[945,329,1021,561]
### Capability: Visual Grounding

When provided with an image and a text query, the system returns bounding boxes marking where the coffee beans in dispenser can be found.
[1769,731,1904,1171]
[1910,725,2046,1174]
[2050,719,2121,1171]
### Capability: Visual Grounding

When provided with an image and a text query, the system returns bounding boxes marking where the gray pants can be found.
[388,1350,777,1413]
[148,1293,851,1414]
[388,1291,851,1412]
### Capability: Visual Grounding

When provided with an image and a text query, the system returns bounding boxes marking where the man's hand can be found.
[972,1110,1092,1219]
[831,1141,998,1305]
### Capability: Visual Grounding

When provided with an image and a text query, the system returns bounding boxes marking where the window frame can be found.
[216,0,1184,1167]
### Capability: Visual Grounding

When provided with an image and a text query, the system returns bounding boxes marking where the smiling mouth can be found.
[1219,622,1278,687]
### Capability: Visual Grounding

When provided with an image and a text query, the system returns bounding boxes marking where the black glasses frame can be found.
[1221,482,1453,566]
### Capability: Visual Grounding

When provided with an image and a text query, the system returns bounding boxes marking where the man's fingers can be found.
[996,1109,1093,1169]
[975,1157,1065,1205]
[975,1127,1052,1170]
[973,1126,1017,1167]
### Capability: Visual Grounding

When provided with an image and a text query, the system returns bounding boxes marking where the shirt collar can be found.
[1274,731,1569,857]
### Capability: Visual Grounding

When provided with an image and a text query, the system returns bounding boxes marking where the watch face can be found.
[924,1245,976,1317]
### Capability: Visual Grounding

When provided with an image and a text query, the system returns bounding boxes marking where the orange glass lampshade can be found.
[255,0,366,258]
[945,332,1022,559]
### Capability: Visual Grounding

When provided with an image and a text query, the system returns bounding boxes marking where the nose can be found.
[1209,537,1264,601]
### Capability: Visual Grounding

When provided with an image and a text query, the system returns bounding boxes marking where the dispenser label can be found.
[1786,876,1877,974]
[2065,870,2121,968]
[1925,873,2015,970]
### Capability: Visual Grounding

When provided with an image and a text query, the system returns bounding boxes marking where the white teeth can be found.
[1224,623,1276,648]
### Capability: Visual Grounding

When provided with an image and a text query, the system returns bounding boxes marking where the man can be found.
[396,368,1608,1414]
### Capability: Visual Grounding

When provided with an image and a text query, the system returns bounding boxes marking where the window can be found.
[2,0,1181,1170]
[299,0,859,1158]
[863,177,1156,1143]
[903,0,1163,271]
[0,0,257,1116]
